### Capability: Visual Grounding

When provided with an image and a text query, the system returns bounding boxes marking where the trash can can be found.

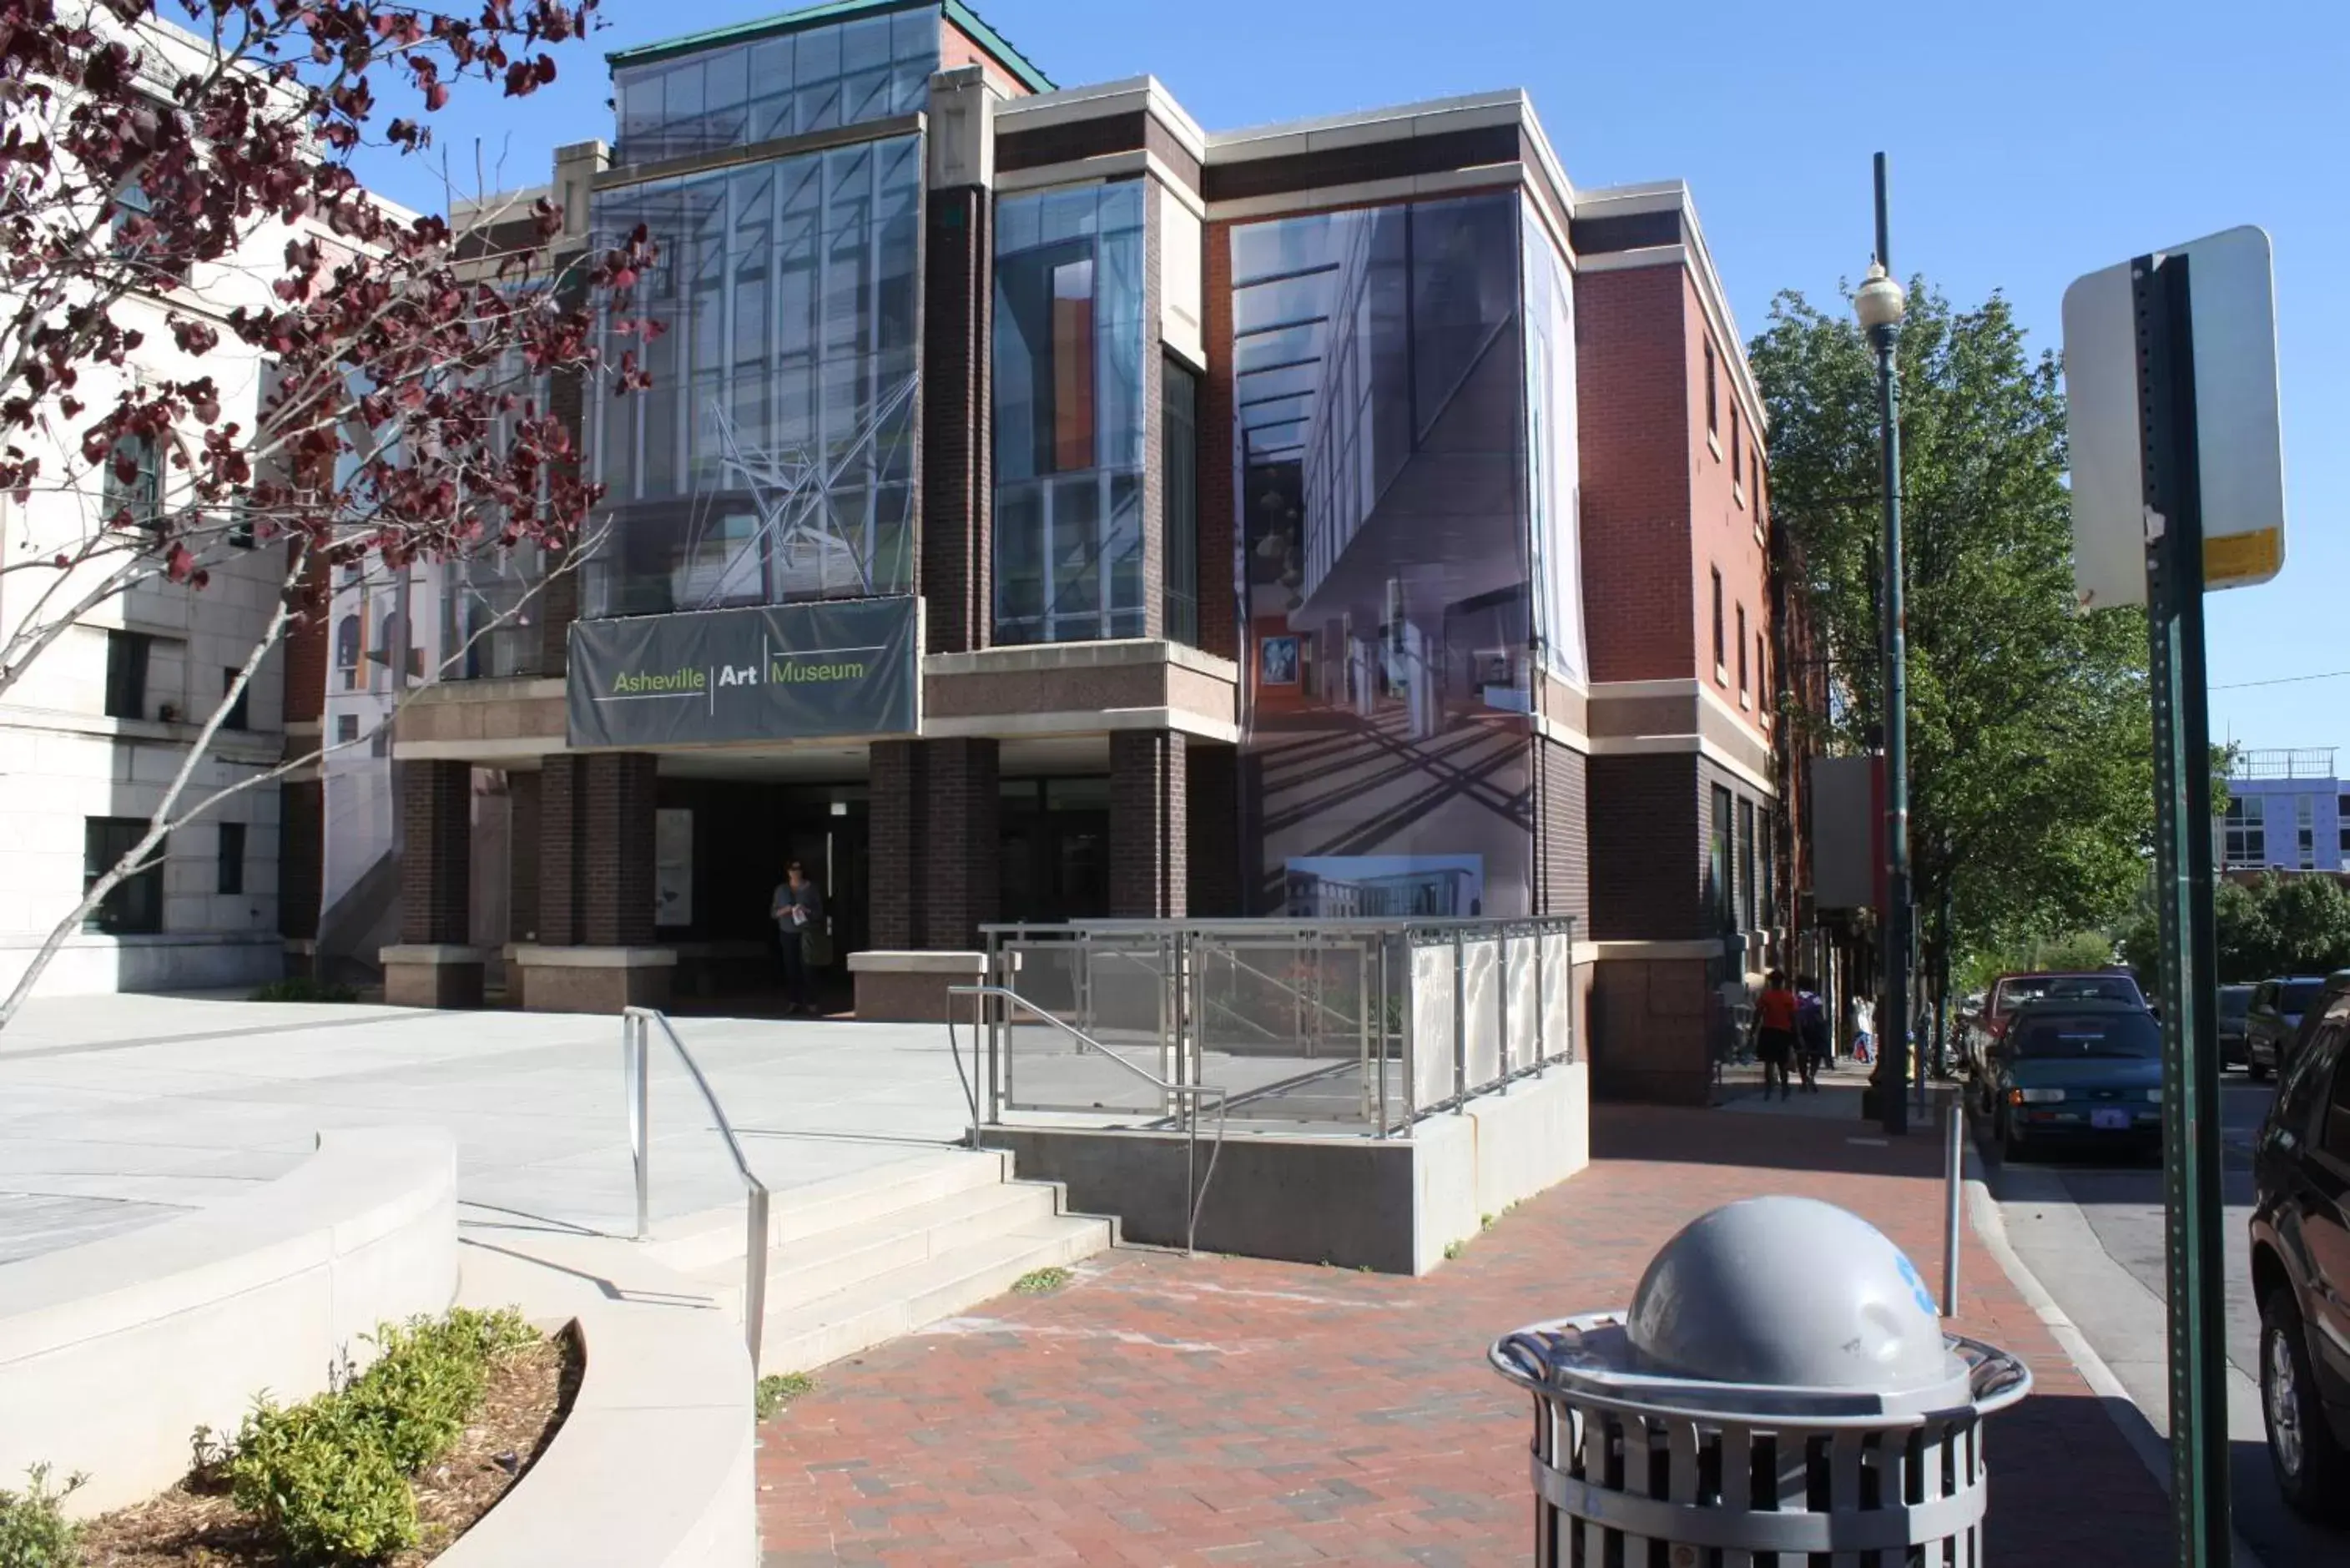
[1490,1195,2030,1565]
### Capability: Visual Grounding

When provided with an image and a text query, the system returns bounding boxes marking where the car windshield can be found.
[2218,987,2252,1022]
[2001,975,2141,1009]
[2281,981,2324,1014]
[2012,1012,2162,1060]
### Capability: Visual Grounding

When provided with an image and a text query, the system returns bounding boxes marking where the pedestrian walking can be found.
[770,860,826,1016]
[1751,969,1800,1102]
[1851,995,1876,1066]
[1795,974,1831,1092]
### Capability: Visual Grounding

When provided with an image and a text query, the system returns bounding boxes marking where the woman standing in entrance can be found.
[771,861,825,1016]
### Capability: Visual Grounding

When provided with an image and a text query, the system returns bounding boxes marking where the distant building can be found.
[2221,749,2346,874]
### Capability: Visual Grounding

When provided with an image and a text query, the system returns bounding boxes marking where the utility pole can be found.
[1853,153,1911,1137]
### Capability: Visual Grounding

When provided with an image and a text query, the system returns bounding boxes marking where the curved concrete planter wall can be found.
[0,1127,458,1515]
[436,1303,755,1568]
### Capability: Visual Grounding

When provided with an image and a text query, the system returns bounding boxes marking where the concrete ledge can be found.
[851,950,985,1022]
[988,1066,1589,1274]
[514,946,677,1015]
[381,944,489,1009]
[0,1127,459,1515]
[435,1304,753,1568]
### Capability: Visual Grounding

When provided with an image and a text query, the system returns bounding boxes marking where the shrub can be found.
[0,1465,83,1568]
[250,977,360,1003]
[754,1372,815,1421]
[226,1396,417,1563]
[345,1308,538,1474]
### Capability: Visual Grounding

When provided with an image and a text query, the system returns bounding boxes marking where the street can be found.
[1985,1072,2340,1567]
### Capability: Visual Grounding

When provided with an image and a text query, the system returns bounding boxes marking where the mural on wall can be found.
[1229,190,1585,918]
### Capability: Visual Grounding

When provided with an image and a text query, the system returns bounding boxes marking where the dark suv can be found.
[2249,977,2329,1081]
[2249,986,2350,1523]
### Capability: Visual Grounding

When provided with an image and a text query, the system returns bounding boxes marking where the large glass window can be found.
[612,10,939,167]
[2224,796,2265,868]
[1162,357,1199,647]
[1710,785,1735,934]
[1737,797,1757,930]
[84,818,165,934]
[588,134,921,617]
[991,181,1147,645]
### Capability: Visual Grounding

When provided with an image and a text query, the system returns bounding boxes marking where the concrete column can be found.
[1110,730,1187,920]
[399,761,472,945]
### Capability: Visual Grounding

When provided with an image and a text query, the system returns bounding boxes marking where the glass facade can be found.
[991,180,1147,645]
[587,134,922,618]
[1232,191,1583,919]
[612,8,941,167]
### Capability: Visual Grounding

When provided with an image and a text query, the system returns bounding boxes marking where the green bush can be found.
[227,1396,417,1563]
[343,1308,536,1473]
[251,976,360,1003]
[0,1465,83,1568]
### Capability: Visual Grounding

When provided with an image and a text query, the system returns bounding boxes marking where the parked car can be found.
[2219,983,2257,1068]
[1981,998,2163,1162]
[2248,976,2330,1081]
[1968,971,2148,1075]
[2248,986,2350,1523]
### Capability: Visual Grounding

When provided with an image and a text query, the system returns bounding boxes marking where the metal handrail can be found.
[952,983,1228,1256]
[621,1007,769,1370]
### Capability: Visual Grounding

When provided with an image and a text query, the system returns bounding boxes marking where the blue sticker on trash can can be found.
[1896,1254,1939,1315]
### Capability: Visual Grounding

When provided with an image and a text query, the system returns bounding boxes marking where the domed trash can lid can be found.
[1491,1197,2031,1424]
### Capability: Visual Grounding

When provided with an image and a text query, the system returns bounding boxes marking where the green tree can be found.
[1751,283,2153,993]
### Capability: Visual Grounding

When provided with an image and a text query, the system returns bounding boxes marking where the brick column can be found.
[399,760,472,944]
[580,752,657,947]
[870,739,920,950]
[1110,729,1186,920]
[921,65,1001,656]
[538,754,583,945]
[1185,743,1239,918]
[923,738,1000,947]
[507,770,542,944]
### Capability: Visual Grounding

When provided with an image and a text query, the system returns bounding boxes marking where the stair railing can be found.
[622,1007,769,1369]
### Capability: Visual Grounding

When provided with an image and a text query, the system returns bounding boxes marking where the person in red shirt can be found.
[1751,970,1801,1102]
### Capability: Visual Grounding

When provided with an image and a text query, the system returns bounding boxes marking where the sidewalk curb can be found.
[1961,1139,2266,1568]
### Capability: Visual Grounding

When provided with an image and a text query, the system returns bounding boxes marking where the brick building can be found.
[292,0,1801,1101]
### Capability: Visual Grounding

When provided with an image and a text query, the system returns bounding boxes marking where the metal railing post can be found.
[1496,930,1512,1079]
[1943,1098,1964,1317]
[744,1183,769,1368]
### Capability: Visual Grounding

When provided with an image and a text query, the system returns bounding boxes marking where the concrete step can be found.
[685,1178,1069,1313]
[756,1213,1112,1376]
[644,1147,1011,1272]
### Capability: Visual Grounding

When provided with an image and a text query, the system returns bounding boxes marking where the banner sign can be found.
[567,596,920,749]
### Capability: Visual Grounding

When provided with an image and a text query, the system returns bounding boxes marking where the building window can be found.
[1711,569,1725,678]
[1710,785,1736,933]
[1731,406,1742,486]
[1757,806,1774,928]
[83,817,165,935]
[1736,604,1748,698]
[217,821,246,895]
[335,613,360,692]
[2223,797,2264,868]
[102,432,163,528]
[1704,338,1718,438]
[1737,798,1757,931]
[335,713,360,745]
[993,181,1147,646]
[1162,356,1199,647]
[1756,630,1769,708]
[2299,795,2317,870]
[104,629,152,719]
[2339,794,2349,855]
[219,668,250,731]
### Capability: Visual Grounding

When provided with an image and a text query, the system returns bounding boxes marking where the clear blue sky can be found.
[356,0,2347,765]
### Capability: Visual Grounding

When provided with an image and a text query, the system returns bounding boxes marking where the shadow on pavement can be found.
[1591,1100,1952,1182]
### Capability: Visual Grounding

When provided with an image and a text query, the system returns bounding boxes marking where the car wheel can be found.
[2262,1287,2350,1524]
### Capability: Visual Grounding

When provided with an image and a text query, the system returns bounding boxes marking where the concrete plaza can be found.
[0,993,974,1265]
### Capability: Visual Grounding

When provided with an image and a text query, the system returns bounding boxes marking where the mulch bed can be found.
[78,1324,584,1566]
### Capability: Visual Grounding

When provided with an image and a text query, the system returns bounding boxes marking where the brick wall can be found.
[1535,738,1590,930]
[507,770,541,944]
[277,778,322,940]
[1186,743,1240,916]
[1587,752,1703,940]
[538,755,582,945]
[1575,266,1692,684]
[1682,270,1771,744]
[921,186,991,654]
[924,738,1001,947]
[869,739,917,950]
[580,752,657,946]
[1110,730,1186,919]
[398,759,472,945]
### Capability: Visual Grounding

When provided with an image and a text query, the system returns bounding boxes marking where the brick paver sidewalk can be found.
[755,1102,2171,1565]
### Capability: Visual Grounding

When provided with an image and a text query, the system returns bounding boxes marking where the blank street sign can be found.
[2061,225,2285,608]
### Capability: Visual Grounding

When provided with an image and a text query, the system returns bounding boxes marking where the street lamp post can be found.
[1854,154,1911,1138]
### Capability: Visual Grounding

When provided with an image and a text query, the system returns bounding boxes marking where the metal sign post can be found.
[2135,250,2231,1568]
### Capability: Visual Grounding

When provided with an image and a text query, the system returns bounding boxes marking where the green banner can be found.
[566,597,920,749]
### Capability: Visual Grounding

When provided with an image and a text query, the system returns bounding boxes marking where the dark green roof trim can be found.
[606,0,1053,93]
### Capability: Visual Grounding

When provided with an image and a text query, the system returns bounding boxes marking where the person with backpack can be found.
[1751,969,1800,1102]
[1795,974,1832,1092]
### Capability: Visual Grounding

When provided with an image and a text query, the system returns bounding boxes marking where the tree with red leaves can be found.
[0,1,657,1022]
